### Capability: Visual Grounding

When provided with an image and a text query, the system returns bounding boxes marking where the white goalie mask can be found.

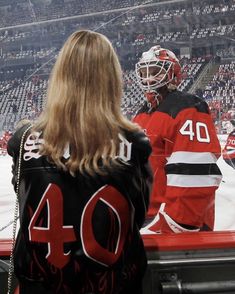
[135,45,182,106]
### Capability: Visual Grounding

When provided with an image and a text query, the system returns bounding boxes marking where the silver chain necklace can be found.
[7,125,32,294]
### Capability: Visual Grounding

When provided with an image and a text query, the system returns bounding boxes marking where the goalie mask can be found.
[136,45,181,107]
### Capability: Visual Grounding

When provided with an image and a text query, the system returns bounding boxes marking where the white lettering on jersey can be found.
[179,119,210,143]
[118,134,132,162]
[24,132,44,161]
[23,133,132,162]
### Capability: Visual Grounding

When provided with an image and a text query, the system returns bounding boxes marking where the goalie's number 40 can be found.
[179,119,210,143]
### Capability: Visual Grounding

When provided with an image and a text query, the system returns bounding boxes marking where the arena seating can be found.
[0,78,46,131]
[0,0,234,134]
[0,0,233,28]
[1,56,234,131]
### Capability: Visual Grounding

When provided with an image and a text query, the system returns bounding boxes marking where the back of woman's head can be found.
[34,30,139,175]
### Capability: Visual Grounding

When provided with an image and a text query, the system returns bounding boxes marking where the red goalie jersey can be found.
[133,90,222,231]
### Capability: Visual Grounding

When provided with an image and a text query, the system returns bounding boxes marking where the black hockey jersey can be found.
[7,123,152,294]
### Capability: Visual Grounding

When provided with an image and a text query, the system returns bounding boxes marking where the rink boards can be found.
[1,232,235,294]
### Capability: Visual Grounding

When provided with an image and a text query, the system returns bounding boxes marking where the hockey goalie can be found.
[133,45,222,233]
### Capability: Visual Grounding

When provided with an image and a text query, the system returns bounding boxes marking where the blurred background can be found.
[0,0,234,135]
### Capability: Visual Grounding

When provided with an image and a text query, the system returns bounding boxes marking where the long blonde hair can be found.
[34,30,140,175]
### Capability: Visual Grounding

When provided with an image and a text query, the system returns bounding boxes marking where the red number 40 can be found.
[28,184,76,268]
[28,183,130,269]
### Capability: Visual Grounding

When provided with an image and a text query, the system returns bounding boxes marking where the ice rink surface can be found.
[0,153,234,239]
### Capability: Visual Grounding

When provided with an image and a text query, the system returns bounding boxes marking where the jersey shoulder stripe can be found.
[157,90,209,118]
[133,91,209,118]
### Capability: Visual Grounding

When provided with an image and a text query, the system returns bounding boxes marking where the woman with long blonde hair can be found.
[35,30,142,175]
[8,30,152,294]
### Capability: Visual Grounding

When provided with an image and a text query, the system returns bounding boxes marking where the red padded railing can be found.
[1,231,235,256]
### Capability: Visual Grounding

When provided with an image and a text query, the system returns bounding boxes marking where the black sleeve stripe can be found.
[157,91,209,118]
[165,163,222,176]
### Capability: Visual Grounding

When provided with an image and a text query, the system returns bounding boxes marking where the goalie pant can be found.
[133,90,222,231]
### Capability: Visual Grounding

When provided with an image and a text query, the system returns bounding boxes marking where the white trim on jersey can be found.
[167,174,222,187]
[226,149,235,154]
[166,151,218,164]
[161,211,200,233]
[140,203,165,235]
